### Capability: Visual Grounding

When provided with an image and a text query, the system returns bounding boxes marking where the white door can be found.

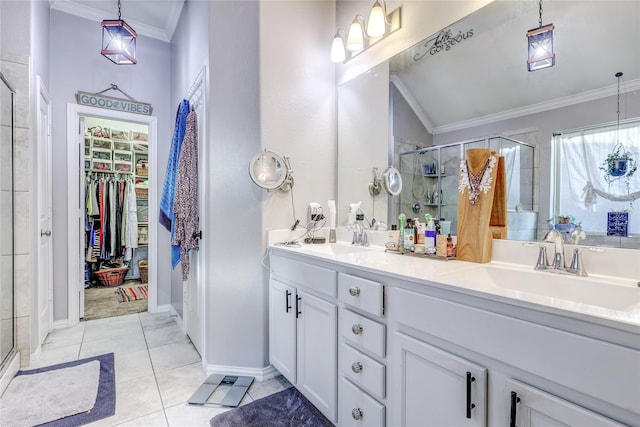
[297,290,337,423]
[36,77,52,344]
[77,117,86,318]
[507,379,625,427]
[390,331,487,427]
[269,279,296,382]
[183,69,206,355]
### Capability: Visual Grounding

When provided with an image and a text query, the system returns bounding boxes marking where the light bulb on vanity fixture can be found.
[330,0,401,63]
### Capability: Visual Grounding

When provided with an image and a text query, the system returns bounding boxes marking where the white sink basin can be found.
[438,264,640,311]
[296,243,380,256]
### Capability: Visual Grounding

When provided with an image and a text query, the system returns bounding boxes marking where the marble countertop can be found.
[269,239,640,334]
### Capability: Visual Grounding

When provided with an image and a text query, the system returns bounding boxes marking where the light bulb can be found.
[367,1,386,38]
[330,32,346,63]
[346,17,364,52]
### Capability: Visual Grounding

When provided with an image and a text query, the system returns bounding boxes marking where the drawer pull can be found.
[351,361,363,373]
[349,286,361,296]
[352,324,364,335]
[285,290,292,313]
[466,371,476,419]
[296,295,302,319]
[509,391,520,427]
[351,408,363,420]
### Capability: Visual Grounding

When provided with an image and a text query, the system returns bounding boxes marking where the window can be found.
[553,120,639,235]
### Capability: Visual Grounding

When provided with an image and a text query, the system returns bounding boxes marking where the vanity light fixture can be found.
[526,0,554,71]
[330,0,401,63]
[101,0,137,65]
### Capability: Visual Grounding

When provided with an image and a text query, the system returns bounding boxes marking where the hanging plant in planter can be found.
[600,142,637,185]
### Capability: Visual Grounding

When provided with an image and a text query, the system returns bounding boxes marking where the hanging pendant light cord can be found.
[538,0,543,28]
[616,72,622,140]
[118,0,122,20]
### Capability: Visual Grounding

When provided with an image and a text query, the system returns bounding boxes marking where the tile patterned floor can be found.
[23,312,291,426]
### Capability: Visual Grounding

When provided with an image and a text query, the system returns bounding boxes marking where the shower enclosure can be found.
[0,72,15,373]
[398,136,536,239]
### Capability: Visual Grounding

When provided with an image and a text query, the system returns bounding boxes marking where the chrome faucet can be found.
[351,221,369,246]
[533,229,601,276]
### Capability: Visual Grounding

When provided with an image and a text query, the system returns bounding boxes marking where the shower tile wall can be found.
[1,0,33,367]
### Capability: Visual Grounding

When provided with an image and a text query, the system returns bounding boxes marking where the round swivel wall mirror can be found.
[248,150,294,191]
[382,166,402,196]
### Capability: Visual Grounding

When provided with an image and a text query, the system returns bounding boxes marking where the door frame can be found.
[66,104,158,325]
[33,76,52,352]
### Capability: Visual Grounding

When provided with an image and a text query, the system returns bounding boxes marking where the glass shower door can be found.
[0,72,15,370]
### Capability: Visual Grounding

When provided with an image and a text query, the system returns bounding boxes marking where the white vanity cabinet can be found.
[389,331,487,427]
[269,254,338,423]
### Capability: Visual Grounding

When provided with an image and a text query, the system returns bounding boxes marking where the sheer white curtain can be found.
[555,122,640,234]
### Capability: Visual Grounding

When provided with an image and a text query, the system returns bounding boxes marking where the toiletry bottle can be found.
[404,219,415,252]
[446,234,455,257]
[424,215,437,255]
[415,219,425,245]
[398,213,406,251]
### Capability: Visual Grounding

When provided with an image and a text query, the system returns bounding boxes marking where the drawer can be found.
[340,377,385,427]
[339,273,384,317]
[270,255,337,298]
[341,309,385,358]
[341,343,385,400]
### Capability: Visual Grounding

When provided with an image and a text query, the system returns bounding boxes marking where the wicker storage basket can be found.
[138,260,148,283]
[94,267,129,287]
[136,164,148,176]
[135,186,148,199]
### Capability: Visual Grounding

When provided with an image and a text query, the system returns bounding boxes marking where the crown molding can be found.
[49,0,173,42]
[433,78,640,135]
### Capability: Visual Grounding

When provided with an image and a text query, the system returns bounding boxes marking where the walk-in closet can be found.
[82,116,151,320]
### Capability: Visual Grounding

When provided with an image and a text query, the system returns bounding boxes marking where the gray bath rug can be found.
[210,386,334,427]
[0,352,115,427]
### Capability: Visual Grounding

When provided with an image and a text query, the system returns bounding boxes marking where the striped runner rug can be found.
[114,285,148,303]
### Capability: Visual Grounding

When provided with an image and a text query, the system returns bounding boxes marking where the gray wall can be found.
[49,10,173,321]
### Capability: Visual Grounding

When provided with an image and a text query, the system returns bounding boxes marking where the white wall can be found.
[49,10,172,321]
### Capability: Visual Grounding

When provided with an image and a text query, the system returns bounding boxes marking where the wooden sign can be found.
[76,91,152,115]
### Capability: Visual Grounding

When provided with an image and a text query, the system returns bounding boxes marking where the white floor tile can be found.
[113,349,154,384]
[247,375,292,401]
[43,323,86,348]
[114,409,168,427]
[86,375,164,427]
[164,402,230,427]
[149,341,201,373]
[155,362,207,408]
[144,324,188,349]
[83,315,143,343]
[27,344,81,369]
[79,330,147,359]
[139,312,179,331]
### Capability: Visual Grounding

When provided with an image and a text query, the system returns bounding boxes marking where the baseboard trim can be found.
[202,362,279,382]
[154,304,172,314]
[53,320,70,330]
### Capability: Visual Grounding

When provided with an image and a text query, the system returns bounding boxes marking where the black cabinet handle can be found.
[466,371,476,419]
[285,290,292,313]
[509,391,520,427]
[296,295,302,318]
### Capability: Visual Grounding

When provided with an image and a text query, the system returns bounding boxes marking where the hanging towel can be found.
[172,110,199,279]
[159,99,191,232]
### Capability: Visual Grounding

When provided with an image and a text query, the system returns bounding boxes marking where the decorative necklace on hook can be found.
[458,155,496,205]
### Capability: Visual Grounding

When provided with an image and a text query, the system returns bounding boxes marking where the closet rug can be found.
[84,281,147,321]
[0,353,115,427]
[209,386,333,427]
[115,284,148,303]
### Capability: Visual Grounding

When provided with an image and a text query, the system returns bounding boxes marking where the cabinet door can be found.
[297,290,338,423]
[269,279,296,383]
[390,331,487,427]
[507,379,626,427]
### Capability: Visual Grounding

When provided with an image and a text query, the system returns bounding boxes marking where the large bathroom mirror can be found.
[337,0,640,248]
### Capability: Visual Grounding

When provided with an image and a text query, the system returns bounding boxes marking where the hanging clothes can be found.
[172,110,199,280]
[159,99,190,232]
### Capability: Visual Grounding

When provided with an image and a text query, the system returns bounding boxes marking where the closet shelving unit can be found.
[84,128,150,281]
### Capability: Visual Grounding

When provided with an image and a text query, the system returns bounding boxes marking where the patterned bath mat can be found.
[0,353,115,427]
[115,285,148,302]
[209,386,333,426]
